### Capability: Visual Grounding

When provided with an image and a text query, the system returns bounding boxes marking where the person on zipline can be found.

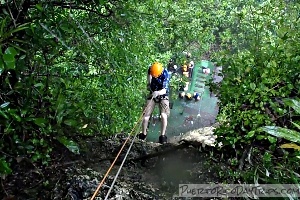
[139,62,170,144]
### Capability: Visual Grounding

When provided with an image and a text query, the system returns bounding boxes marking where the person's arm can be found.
[160,70,170,94]
[147,74,152,85]
[147,68,152,91]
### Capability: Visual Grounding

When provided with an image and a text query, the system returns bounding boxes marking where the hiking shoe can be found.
[159,135,167,144]
[138,133,147,140]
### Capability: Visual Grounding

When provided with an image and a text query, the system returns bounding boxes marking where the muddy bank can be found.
[1,128,224,200]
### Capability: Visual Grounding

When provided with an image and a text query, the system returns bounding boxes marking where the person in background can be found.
[173,65,178,73]
[203,66,210,74]
[167,59,174,72]
[188,60,194,78]
[139,62,170,144]
[186,52,191,58]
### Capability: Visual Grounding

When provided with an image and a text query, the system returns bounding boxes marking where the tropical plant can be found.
[0,0,219,176]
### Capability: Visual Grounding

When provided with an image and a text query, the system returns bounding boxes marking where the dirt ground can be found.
[1,134,224,200]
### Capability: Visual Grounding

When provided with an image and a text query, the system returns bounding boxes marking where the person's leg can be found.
[140,99,155,140]
[159,98,170,143]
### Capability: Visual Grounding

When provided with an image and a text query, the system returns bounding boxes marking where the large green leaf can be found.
[2,47,18,69]
[0,110,9,119]
[4,47,17,56]
[283,99,300,114]
[57,136,80,154]
[34,118,47,127]
[0,159,12,175]
[34,83,44,88]
[260,126,300,143]
[280,143,300,151]
[64,119,77,126]
[3,52,15,69]
[3,53,14,62]
[291,122,300,131]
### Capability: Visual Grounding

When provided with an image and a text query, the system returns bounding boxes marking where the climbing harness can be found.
[153,95,168,102]
[160,100,169,111]
[90,97,154,200]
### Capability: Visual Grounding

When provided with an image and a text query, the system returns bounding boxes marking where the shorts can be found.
[143,95,170,117]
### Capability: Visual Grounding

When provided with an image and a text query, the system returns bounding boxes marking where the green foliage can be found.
[260,126,300,143]
[211,0,300,152]
[0,0,216,176]
[57,136,80,155]
[253,99,300,188]
[209,0,300,187]
[169,73,186,100]
[1,0,298,189]
[0,158,12,175]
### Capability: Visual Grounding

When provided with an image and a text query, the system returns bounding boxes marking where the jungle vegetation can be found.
[0,0,299,193]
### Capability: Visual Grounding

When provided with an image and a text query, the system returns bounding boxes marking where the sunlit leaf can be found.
[260,126,300,143]
[0,102,10,108]
[265,168,270,177]
[82,124,88,128]
[280,143,300,151]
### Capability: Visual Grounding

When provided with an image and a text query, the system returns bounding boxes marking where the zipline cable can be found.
[90,97,153,200]
[104,122,142,200]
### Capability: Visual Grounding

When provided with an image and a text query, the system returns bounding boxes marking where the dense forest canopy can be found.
[0,0,299,188]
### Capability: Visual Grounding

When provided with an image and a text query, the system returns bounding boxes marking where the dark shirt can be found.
[167,62,175,72]
[148,68,170,96]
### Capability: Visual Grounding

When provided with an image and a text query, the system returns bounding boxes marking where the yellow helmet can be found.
[186,93,192,99]
[150,62,163,78]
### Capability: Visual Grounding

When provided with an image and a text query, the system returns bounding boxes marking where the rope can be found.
[90,97,153,200]
[104,122,141,200]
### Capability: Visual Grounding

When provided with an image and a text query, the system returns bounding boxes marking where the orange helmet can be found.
[150,62,163,78]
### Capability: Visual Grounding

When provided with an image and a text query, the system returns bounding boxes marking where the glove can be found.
[152,91,160,98]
